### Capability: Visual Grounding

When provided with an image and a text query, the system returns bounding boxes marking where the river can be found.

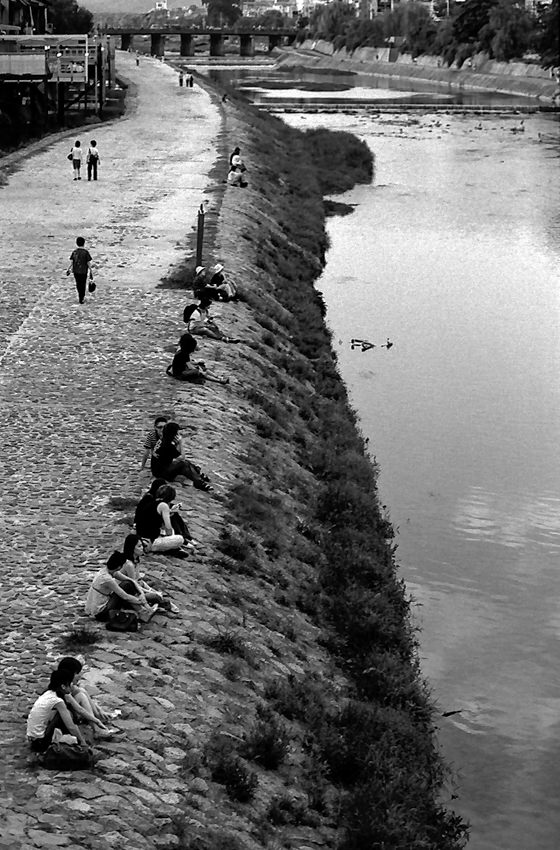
[280,108,560,849]
[203,62,560,847]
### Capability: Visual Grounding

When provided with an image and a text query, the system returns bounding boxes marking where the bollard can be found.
[196,203,205,268]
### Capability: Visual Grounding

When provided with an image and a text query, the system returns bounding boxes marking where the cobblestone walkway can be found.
[0,53,276,849]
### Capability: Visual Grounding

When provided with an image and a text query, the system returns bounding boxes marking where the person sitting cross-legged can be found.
[26,670,89,753]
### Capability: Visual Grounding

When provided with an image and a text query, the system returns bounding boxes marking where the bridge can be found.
[105,27,298,58]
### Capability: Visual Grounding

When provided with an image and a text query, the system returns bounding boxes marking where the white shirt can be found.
[71,146,83,161]
[26,690,64,739]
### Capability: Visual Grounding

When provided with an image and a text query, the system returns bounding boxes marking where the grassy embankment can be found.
[176,93,469,849]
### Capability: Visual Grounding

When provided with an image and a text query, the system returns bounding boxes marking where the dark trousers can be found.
[171,511,192,541]
[29,713,69,752]
[87,159,98,181]
[74,273,87,303]
[152,458,208,487]
[95,580,140,621]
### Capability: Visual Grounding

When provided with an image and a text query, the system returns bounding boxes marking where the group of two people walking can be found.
[69,139,100,181]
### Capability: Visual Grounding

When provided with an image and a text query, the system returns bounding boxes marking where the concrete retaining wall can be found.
[281,40,559,102]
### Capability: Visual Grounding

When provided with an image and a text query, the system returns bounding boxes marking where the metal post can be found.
[196,203,205,267]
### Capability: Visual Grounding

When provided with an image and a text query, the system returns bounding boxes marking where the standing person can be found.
[26,670,88,752]
[66,236,94,305]
[86,140,100,182]
[179,71,184,87]
[136,51,140,66]
[70,140,83,180]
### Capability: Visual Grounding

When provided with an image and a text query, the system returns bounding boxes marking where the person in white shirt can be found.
[70,140,83,181]
[26,670,87,752]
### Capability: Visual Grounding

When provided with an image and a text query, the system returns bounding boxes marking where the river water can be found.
[205,61,560,847]
[278,108,560,849]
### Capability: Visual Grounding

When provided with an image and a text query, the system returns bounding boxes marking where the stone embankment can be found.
[277,40,560,103]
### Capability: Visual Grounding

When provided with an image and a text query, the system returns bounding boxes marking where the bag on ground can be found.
[41,742,94,770]
[105,610,138,632]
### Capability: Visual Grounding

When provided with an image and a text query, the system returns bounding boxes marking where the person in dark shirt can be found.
[151,421,212,491]
[166,333,228,385]
[66,236,93,304]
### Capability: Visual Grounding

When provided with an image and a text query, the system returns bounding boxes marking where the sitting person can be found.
[85,554,158,620]
[166,333,229,385]
[134,479,196,544]
[187,296,240,342]
[150,421,213,491]
[206,264,238,302]
[227,165,248,188]
[192,265,207,299]
[121,534,181,610]
[134,482,187,554]
[140,414,169,472]
[56,657,116,736]
[26,669,89,752]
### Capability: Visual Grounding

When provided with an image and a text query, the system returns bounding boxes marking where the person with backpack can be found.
[26,670,88,753]
[67,236,94,304]
[185,296,240,343]
[86,140,100,182]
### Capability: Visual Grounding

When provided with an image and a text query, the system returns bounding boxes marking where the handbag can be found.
[88,280,96,293]
[41,742,94,770]
[106,610,138,632]
[67,153,73,161]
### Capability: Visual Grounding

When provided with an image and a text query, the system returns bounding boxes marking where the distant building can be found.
[0,0,49,35]
[241,0,298,17]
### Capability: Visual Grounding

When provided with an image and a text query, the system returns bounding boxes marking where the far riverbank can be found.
[276,40,560,104]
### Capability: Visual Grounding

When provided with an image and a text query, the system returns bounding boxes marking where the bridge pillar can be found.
[121,33,132,51]
[268,34,282,51]
[239,34,254,57]
[151,34,165,57]
[180,34,194,57]
[209,34,225,57]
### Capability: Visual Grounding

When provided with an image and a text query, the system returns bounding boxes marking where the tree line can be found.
[297,0,559,68]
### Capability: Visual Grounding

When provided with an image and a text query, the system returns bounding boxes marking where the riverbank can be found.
[0,50,466,850]
[277,41,560,103]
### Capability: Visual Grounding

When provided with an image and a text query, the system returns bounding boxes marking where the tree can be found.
[488,0,534,60]
[452,0,494,44]
[310,2,356,41]
[535,0,560,67]
[48,0,93,34]
[203,0,242,27]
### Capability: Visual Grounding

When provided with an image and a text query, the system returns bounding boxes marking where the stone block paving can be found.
[0,57,338,850]
[0,54,271,850]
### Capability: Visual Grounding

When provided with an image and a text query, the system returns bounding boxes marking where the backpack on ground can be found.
[41,742,94,770]
[183,303,198,324]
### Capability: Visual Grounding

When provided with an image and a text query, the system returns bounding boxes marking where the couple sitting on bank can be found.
[26,657,118,753]
[85,526,184,624]
[193,263,238,303]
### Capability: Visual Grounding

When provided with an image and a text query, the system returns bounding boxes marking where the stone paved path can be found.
[0,53,261,850]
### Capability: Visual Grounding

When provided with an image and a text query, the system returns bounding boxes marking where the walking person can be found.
[67,236,94,305]
[70,140,83,181]
[179,71,184,87]
[86,140,100,181]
